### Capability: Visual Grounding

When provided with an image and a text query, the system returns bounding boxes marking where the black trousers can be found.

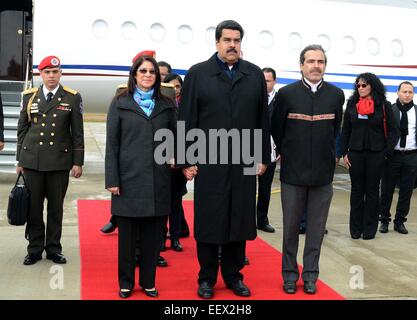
[256,162,276,227]
[118,216,164,290]
[168,170,188,239]
[348,150,385,238]
[380,151,417,224]
[197,241,245,286]
[24,169,69,256]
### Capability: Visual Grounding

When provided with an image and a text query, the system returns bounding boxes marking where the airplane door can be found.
[0,10,25,80]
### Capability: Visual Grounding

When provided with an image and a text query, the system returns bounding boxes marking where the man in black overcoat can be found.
[179,20,270,299]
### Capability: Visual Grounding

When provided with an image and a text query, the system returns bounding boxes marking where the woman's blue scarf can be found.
[133,87,155,117]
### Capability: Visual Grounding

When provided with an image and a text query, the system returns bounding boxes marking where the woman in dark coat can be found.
[341,73,399,240]
[105,55,176,298]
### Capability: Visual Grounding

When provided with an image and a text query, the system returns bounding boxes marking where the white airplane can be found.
[1,0,416,114]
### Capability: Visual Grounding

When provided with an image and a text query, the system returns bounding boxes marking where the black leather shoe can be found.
[303,281,317,294]
[257,224,275,233]
[143,288,159,298]
[351,234,361,239]
[379,223,389,233]
[244,256,250,265]
[101,221,117,234]
[283,281,297,294]
[23,254,42,265]
[119,289,132,299]
[226,280,251,297]
[46,253,67,264]
[197,282,214,299]
[171,238,183,252]
[394,222,408,234]
[157,255,168,267]
[299,226,306,235]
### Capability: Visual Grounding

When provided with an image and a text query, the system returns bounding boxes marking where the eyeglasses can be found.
[356,83,368,89]
[137,69,156,75]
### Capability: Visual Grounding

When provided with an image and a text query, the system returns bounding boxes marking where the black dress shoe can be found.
[257,224,275,233]
[299,226,306,235]
[119,289,132,299]
[23,254,42,265]
[303,281,317,294]
[351,234,361,239]
[283,281,297,294]
[101,221,117,234]
[362,235,375,240]
[143,288,159,298]
[157,255,168,267]
[379,223,389,233]
[394,222,408,234]
[244,256,250,265]
[197,282,214,299]
[171,238,183,252]
[226,280,251,297]
[46,253,67,264]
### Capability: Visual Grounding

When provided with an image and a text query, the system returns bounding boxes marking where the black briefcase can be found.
[7,172,30,226]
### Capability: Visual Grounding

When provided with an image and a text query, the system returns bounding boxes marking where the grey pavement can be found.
[0,121,416,300]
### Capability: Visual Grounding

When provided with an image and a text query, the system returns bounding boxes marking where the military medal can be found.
[34,117,38,123]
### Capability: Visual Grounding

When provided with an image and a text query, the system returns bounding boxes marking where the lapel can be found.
[392,103,401,125]
[232,61,249,88]
[118,95,149,119]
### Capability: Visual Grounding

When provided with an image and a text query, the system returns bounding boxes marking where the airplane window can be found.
[259,30,274,49]
[391,39,403,57]
[92,19,109,39]
[205,27,216,45]
[343,36,355,54]
[178,25,193,44]
[317,34,331,51]
[368,37,380,56]
[150,23,166,42]
[121,22,137,40]
[288,32,302,51]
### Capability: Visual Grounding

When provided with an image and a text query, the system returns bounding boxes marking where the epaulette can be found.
[161,83,175,88]
[63,86,78,95]
[117,84,128,89]
[22,87,38,95]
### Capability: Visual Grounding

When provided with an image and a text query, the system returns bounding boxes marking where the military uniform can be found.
[17,84,84,258]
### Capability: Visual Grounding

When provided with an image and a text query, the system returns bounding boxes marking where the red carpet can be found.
[78,200,344,300]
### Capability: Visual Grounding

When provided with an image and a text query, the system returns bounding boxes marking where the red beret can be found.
[132,50,156,63]
[38,56,61,70]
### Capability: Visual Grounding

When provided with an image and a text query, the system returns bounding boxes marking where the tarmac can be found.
[1,121,417,300]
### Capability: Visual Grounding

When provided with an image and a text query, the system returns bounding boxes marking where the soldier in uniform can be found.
[16,55,84,265]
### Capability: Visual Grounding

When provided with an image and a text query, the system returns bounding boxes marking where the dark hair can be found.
[262,67,276,80]
[398,81,414,91]
[215,20,244,42]
[350,72,386,107]
[299,44,327,65]
[163,73,183,86]
[157,61,172,73]
[119,55,162,99]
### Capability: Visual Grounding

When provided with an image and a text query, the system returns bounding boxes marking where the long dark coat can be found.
[105,93,176,218]
[179,53,270,244]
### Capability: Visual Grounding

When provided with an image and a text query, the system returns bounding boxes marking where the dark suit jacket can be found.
[341,99,400,156]
[17,85,84,171]
[391,102,417,146]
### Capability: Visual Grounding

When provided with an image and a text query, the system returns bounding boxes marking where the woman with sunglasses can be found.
[341,73,399,240]
[105,55,176,298]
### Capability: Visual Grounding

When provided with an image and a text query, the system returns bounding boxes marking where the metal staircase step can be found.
[3,106,21,118]
[3,130,17,142]
[4,118,18,130]
[0,142,17,155]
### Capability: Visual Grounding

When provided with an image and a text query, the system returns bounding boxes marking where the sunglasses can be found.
[356,83,369,89]
[137,69,156,75]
